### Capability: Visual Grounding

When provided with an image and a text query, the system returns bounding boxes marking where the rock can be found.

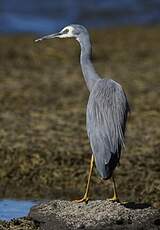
[0,217,39,230]
[28,200,160,230]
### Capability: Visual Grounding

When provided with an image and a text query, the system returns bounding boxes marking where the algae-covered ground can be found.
[0,26,159,208]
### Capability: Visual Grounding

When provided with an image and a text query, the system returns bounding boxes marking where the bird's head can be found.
[35,24,89,43]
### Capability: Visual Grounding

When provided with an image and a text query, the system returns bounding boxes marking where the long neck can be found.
[79,35,100,92]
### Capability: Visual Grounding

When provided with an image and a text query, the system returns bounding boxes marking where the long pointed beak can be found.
[35,32,61,42]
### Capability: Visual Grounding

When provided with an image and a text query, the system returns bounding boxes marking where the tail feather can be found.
[95,150,120,179]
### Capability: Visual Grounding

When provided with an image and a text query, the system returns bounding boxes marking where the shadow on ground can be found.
[123,202,151,209]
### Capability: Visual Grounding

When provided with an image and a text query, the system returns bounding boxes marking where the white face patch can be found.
[59,26,74,38]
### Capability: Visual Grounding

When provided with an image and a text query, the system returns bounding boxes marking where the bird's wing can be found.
[86,79,129,178]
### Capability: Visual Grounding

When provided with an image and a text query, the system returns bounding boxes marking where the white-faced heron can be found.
[35,25,130,203]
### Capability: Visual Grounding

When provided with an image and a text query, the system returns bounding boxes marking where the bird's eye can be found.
[62,29,69,34]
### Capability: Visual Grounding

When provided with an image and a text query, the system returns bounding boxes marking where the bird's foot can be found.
[73,196,89,204]
[108,197,129,205]
[108,195,120,203]
[120,201,128,205]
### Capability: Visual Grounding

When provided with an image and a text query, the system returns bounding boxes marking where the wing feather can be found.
[86,79,129,179]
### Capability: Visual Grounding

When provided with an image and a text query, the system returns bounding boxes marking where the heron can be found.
[35,24,130,203]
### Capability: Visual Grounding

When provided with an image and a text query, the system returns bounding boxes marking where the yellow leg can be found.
[108,175,120,202]
[74,154,94,203]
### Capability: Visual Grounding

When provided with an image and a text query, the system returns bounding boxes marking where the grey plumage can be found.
[35,24,130,180]
[75,25,130,179]
[87,79,129,179]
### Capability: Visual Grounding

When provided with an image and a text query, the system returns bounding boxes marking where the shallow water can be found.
[0,199,37,221]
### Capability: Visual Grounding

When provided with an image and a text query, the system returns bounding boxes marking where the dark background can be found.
[0,0,160,33]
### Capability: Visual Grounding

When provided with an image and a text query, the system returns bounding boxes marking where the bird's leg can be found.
[108,174,120,202]
[74,154,94,203]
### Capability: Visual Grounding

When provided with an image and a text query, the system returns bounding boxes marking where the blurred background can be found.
[1,0,160,33]
[0,0,160,222]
